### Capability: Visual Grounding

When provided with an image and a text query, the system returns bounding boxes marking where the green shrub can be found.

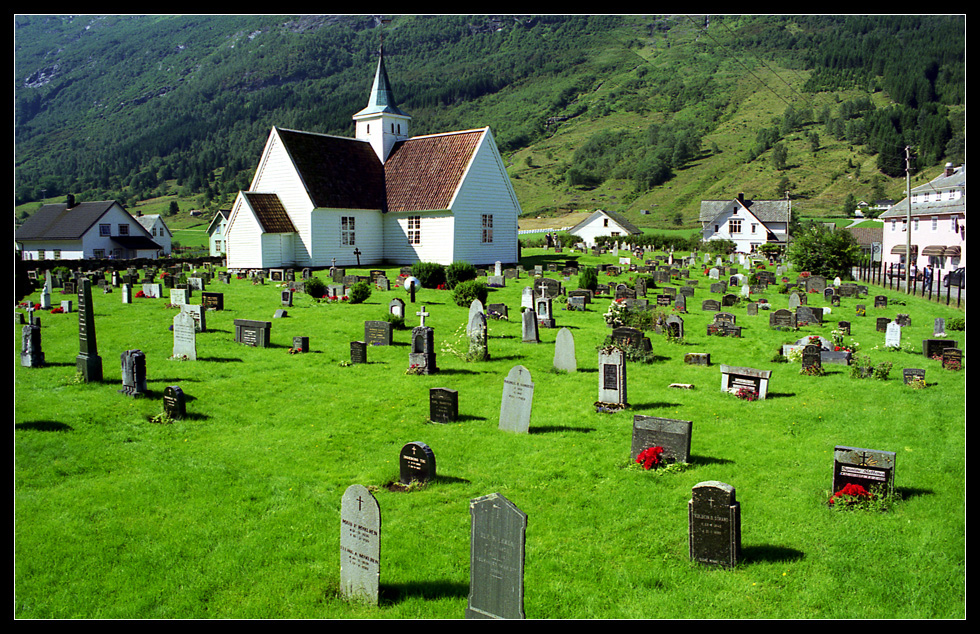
[578,266,598,290]
[348,281,372,304]
[446,261,477,289]
[452,279,488,307]
[947,317,965,331]
[304,276,326,298]
[411,262,447,289]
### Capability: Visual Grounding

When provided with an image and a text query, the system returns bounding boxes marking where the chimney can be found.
[737,193,744,203]
[944,163,955,177]
[66,194,76,208]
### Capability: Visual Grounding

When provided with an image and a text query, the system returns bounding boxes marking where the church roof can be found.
[272,127,485,214]
[241,192,298,233]
[384,130,485,212]
[275,128,387,210]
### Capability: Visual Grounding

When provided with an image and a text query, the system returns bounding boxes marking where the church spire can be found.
[353,45,411,163]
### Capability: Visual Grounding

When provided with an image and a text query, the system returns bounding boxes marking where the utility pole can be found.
[904,146,912,293]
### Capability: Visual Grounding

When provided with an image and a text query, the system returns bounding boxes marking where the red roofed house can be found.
[225,48,521,270]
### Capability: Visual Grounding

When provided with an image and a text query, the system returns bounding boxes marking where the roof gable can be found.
[569,209,642,235]
[17,200,126,241]
[241,192,298,233]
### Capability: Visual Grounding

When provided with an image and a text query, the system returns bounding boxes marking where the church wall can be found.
[382,211,455,266]
[310,208,385,267]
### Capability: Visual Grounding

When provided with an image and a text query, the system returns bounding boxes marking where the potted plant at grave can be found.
[635,446,665,470]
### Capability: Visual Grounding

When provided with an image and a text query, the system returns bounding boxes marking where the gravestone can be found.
[631,416,692,465]
[162,385,186,420]
[665,314,684,340]
[292,336,309,353]
[874,295,887,308]
[350,341,367,364]
[720,365,771,399]
[181,303,207,332]
[389,297,406,319]
[795,305,823,325]
[172,310,197,360]
[597,347,627,407]
[122,283,132,304]
[885,321,902,348]
[487,303,509,319]
[409,317,437,375]
[923,338,959,359]
[364,320,393,346]
[933,318,946,336]
[201,291,224,311]
[801,343,822,371]
[234,319,272,347]
[340,484,381,605]
[282,289,295,306]
[20,323,44,367]
[746,302,758,316]
[521,308,540,344]
[832,446,896,498]
[769,309,796,329]
[466,493,527,619]
[902,368,926,386]
[689,481,741,568]
[702,299,721,312]
[942,348,963,371]
[118,349,147,398]
[553,327,577,373]
[76,279,103,382]
[399,441,436,485]
[876,317,891,333]
[429,388,459,423]
[499,365,534,433]
[684,352,711,366]
[467,310,490,361]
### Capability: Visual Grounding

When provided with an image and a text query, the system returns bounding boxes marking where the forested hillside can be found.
[14,14,965,228]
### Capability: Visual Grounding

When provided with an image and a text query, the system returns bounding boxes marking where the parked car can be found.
[943,267,966,288]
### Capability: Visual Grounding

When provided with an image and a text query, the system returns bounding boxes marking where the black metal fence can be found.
[854,261,964,308]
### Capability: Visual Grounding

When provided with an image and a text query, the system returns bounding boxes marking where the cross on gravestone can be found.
[162,385,186,420]
[832,446,896,499]
[466,493,527,619]
[399,441,436,485]
[353,248,362,266]
[689,481,741,568]
[339,484,381,605]
[416,306,429,327]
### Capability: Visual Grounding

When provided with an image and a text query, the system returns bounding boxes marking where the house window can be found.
[53,250,60,260]
[729,219,742,234]
[93,249,105,259]
[118,224,129,236]
[751,224,757,234]
[481,214,493,243]
[341,216,355,246]
[407,216,421,245]
[100,224,111,236]
[931,216,938,230]
[913,219,919,231]
[603,218,609,227]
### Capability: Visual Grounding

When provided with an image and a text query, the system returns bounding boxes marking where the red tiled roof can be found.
[384,130,484,212]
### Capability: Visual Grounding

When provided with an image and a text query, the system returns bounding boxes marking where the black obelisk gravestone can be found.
[76,278,103,382]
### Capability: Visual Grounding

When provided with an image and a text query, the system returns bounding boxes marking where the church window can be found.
[729,219,741,234]
[341,217,355,246]
[407,216,421,245]
[481,214,493,243]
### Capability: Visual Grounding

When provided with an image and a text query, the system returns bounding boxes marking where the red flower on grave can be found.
[49,307,64,314]
[829,483,873,505]
[636,446,665,470]
[135,290,146,298]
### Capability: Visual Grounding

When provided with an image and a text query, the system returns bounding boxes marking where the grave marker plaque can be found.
[429,388,459,423]
[499,365,534,433]
[832,446,896,498]
[234,319,272,347]
[163,385,186,420]
[399,441,436,485]
[631,416,692,464]
[689,481,741,568]
[466,493,526,619]
[364,320,393,346]
[340,484,381,605]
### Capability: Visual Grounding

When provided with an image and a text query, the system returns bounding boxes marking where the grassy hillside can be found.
[14,15,965,235]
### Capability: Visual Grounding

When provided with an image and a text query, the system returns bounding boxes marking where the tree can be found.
[785,221,862,279]
[771,143,788,170]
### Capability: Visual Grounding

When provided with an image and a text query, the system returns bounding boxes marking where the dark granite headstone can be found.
[429,388,459,423]
[689,481,741,568]
[350,341,367,364]
[234,319,272,347]
[76,279,103,382]
[832,445,896,498]
[399,441,436,485]
[364,320,393,346]
[631,415,692,464]
[902,368,926,385]
[163,385,186,419]
[466,493,526,619]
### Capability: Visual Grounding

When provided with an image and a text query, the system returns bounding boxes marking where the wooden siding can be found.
[250,130,315,265]
[447,132,520,265]
[225,194,265,269]
[383,211,455,265]
[310,208,385,267]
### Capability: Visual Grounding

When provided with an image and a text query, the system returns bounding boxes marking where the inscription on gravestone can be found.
[466,493,526,619]
[399,441,436,485]
[499,365,534,433]
[832,446,896,498]
[689,481,741,568]
[340,485,381,605]
[429,388,459,423]
[163,385,186,420]
[631,416,692,464]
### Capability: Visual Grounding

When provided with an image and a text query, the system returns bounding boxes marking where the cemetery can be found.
[14,247,965,618]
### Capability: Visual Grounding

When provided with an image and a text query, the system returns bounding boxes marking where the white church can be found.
[225,48,522,271]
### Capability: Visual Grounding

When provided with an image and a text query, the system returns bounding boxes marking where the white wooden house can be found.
[699,193,791,252]
[225,49,521,270]
[135,213,173,256]
[15,197,163,261]
[207,209,231,256]
[567,209,642,248]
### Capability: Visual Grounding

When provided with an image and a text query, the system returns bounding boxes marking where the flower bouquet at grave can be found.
[635,446,665,470]
[603,298,628,328]
[49,306,64,314]
[135,290,146,298]
[735,387,759,401]
[828,483,888,511]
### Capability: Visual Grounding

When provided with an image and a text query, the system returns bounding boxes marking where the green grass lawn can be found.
[15,251,965,619]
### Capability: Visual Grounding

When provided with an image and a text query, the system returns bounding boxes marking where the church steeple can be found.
[353,46,411,163]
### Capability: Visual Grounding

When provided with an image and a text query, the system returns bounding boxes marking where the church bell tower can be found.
[353,46,410,164]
